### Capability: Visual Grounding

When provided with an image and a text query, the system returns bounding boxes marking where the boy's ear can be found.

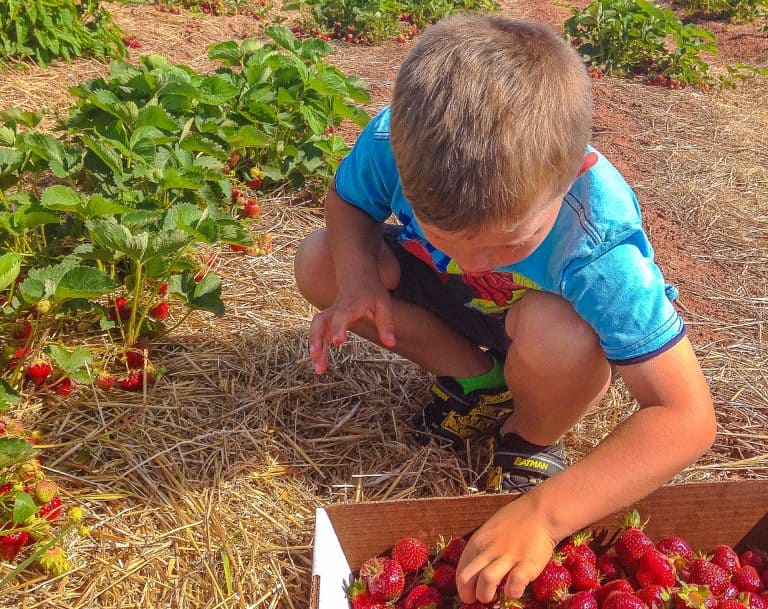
[577,152,599,177]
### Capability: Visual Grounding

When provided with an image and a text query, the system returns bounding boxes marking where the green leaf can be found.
[136,105,178,131]
[160,168,204,191]
[0,380,20,412]
[170,271,224,316]
[0,437,37,469]
[226,126,270,148]
[40,185,82,212]
[179,135,226,156]
[0,253,22,292]
[45,344,92,375]
[54,267,118,302]
[13,492,38,525]
[198,75,241,105]
[83,196,133,218]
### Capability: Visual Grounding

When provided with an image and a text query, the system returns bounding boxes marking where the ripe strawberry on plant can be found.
[109,296,131,321]
[596,579,635,606]
[602,592,647,609]
[559,591,598,609]
[118,372,143,392]
[431,562,457,595]
[126,343,149,369]
[359,556,405,602]
[636,549,677,588]
[732,566,762,593]
[690,556,732,596]
[0,530,29,561]
[391,537,428,574]
[38,496,64,521]
[441,536,467,567]
[532,557,572,602]
[53,377,72,397]
[243,199,261,218]
[615,511,655,573]
[26,359,52,385]
[96,372,115,391]
[149,301,169,321]
[713,546,741,575]
[13,319,32,340]
[562,531,597,567]
[404,584,441,609]
[158,281,168,297]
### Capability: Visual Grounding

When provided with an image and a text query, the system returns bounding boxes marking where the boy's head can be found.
[390,14,592,236]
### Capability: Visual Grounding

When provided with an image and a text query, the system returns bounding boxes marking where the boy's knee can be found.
[294,229,334,306]
[504,290,601,366]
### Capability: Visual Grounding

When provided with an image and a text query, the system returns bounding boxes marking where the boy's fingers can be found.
[503,563,538,600]
[329,309,353,347]
[456,552,484,603]
[474,558,515,605]
[308,313,332,374]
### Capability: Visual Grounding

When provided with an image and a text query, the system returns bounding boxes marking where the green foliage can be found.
[0,0,126,67]
[285,0,498,44]
[563,0,719,86]
[0,30,370,392]
[685,0,767,22]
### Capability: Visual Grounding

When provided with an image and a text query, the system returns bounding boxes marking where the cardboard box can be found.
[311,480,768,609]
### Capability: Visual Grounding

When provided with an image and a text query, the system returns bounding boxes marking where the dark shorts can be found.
[383,224,511,355]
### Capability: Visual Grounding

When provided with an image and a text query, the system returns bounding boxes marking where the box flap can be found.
[312,507,353,609]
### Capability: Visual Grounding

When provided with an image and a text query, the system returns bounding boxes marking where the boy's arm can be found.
[456,336,716,603]
[308,188,397,374]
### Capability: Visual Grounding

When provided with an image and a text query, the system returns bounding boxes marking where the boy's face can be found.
[416,194,564,273]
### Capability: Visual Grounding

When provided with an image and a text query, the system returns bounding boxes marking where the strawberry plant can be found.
[562,0,768,88]
[685,0,768,23]
[0,0,126,67]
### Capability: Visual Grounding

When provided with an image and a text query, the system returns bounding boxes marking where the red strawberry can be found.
[740,593,768,609]
[109,296,131,321]
[603,592,647,609]
[532,558,572,602]
[359,557,405,602]
[636,550,677,588]
[158,281,168,297]
[431,562,457,595]
[0,530,29,561]
[713,547,741,575]
[391,537,428,574]
[126,343,149,369]
[118,372,143,392]
[13,319,32,340]
[615,512,655,573]
[657,537,694,565]
[598,553,625,582]
[53,377,72,396]
[149,301,169,321]
[597,580,635,606]
[348,579,390,609]
[404,585,441,609]
[732,567,762,593]
[230,244,248,252]
[674,584,716,609]
[741,552,768,574]
[561,592,598,609]
[96,372,115,391]
[442,537,467,567]
[570,559,600,592]
[563,532,597,567]
[26,359,52,385]
[723,585,741,599]
[247,178,262,190]
[38,496,63,521]
[717,601,747,609]
[690,558,731,596]
[243,199,260,218]
[637,585,670,609]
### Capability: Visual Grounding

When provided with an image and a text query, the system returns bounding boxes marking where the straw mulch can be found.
[0,2,767,608]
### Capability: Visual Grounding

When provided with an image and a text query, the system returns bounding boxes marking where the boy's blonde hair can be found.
[390,15,592,234]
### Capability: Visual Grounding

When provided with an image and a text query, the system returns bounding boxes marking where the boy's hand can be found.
[456,494,556,604]
[309,279,396,374]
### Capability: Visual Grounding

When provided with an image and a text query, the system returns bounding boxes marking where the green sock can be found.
[455,355,506,394]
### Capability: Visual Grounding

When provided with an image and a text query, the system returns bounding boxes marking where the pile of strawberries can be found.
[347,511,768,609]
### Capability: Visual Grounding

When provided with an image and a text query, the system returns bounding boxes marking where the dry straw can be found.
[0,2,766,607]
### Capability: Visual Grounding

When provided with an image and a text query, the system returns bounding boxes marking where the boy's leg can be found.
[294,228,493,379]
[488,290,612,492]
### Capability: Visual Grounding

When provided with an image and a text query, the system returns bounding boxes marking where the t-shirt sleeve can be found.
[561,234,686,364]
[333,111,396,223]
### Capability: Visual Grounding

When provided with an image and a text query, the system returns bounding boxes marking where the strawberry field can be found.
[0,0,766,607]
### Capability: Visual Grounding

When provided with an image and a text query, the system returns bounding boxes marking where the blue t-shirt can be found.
[334,106,685,364]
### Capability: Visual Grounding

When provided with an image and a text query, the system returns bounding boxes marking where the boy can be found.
[293,14,716,605]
